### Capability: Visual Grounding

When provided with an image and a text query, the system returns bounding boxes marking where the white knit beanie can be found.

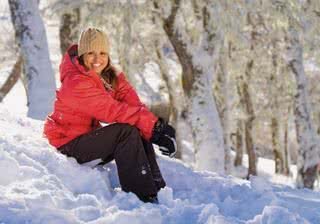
[78,28,110,56]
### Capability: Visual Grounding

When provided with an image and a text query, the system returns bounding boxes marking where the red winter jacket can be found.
[43,45,158,148]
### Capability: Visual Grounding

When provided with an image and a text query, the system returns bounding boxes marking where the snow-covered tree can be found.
[287,22,319,189]
[280,0,320,188]
[288,26,319,188]
[8,0,56,120]
[215,39,232,173]
[152,0,225,173]
[269,37,290,175]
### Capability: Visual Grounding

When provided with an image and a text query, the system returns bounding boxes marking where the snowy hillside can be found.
[0,89,320,224]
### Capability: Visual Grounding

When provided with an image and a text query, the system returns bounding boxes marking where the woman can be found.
[43,27,177,203]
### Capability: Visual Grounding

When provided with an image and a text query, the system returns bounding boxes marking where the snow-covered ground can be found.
[2,1,320,223]
[1,84,320,224]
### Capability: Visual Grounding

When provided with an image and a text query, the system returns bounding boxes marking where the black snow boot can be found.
[138,194,159,204]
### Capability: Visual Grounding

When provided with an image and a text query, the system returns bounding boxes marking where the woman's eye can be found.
[100,52,107,56]
[87,52,94,55]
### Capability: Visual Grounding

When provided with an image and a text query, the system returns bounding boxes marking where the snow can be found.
[2,1,320,223]
[1,88,320,223]
[133,61,169,107]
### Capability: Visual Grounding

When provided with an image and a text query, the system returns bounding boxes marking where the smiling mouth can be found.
[93,64,101,67]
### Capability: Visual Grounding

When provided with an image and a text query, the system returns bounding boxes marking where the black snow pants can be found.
[58,123,166,198]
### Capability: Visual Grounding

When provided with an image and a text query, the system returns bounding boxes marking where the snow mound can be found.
[1,106,320,224]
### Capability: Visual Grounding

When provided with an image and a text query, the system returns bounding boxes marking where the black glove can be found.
[151,118,177,157]
[153,118,175,138]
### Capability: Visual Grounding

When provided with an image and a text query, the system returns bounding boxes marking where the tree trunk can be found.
[59,7,81,55]
[245,116,257,178]
[154,41,190,159]
[317,112,320,135]
[243,61,257,177]
[237,11,258,178]
[234,120,244,167]
[284,120,290,174]
[190,69,225,173]
[236,69,256,176]
[153,0,225,173]
[269,37,289,175]
[287,25,319,189]
[0,55,22,102]
[216,40,232,173]
[283,107,291,176]
[9,0,56,119]
[271,117,285,174]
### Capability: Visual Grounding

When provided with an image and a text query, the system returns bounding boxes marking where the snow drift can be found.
[0,104,320,224]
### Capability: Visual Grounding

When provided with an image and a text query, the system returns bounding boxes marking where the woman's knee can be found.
[113,123,140,138]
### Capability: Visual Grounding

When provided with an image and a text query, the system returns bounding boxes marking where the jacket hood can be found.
[60,44,88,82]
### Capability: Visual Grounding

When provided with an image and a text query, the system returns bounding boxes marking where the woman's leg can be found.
[142,139,166,191]
[59,123,158,199]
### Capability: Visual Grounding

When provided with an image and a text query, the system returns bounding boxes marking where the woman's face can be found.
[83,51,109,75]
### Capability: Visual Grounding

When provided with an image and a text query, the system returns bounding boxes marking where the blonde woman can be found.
[44,28,177,203]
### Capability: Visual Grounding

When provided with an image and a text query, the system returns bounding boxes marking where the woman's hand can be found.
[151,118,177,157]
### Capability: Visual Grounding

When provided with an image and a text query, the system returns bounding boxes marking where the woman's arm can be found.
[115,72,146,107]
[60,75,157,139]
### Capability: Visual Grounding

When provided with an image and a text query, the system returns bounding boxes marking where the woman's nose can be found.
[93,54,99,62]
